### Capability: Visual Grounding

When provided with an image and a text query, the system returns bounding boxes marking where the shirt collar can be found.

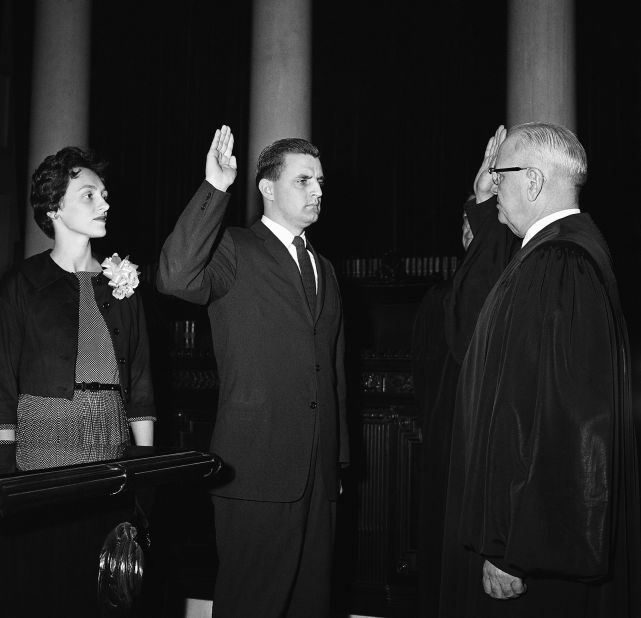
[522,209,581,247]
[261,215,308,249]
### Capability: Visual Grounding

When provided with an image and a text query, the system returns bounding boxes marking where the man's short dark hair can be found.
[31,146,108,239]
[255,138,320,189]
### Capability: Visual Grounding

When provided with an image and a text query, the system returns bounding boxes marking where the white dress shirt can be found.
[522,209,581,247]
[261,216,318,290]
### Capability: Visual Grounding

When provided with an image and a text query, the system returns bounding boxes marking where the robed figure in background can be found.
[412,126,519,616]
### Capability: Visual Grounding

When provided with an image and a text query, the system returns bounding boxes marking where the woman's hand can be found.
[130,420,154,447]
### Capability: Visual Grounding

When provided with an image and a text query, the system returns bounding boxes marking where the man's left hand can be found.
[482,560,526,600]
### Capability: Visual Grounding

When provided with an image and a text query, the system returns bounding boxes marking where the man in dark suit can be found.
[157,125,349,617]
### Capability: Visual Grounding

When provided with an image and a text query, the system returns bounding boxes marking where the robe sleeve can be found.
[444,197,520,363]
[477,243,619,580]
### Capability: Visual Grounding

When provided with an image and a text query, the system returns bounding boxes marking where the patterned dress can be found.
[16,272,130,470]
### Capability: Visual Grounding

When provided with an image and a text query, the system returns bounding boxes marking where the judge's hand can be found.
[482,559,527,600]
[473,125,506,204]
[205,124,237,192]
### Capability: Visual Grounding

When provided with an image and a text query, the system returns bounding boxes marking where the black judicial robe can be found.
[412,197,519,616]
[444,197,520,365]
[439,213,641,618]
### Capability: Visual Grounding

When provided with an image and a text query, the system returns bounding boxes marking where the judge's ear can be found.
[258,178,274,202]
[526,167,544,202]
[47,209,60,221]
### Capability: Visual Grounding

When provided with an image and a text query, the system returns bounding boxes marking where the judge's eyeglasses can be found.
[488,166,527,185]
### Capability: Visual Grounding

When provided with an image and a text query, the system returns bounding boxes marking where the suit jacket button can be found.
[102,301,110,310]
[315,364,321,372]
[113,327,120,335]
[309,401,318,409]
[118,357,126,364]
[201,192,212,210]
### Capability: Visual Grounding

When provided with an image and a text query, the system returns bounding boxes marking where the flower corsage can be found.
[101,253,140,300]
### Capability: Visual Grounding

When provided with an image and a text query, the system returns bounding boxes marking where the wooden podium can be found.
[0,448,222,617]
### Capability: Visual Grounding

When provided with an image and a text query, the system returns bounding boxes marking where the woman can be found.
[0,146,154,472]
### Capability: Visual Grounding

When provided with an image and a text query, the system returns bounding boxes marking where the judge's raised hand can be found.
[473,124,506,204]
[205,125,237,193]
[482,559,527,600]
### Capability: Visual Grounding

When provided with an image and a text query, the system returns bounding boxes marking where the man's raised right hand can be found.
[473,124,506,204]
[206,124,237,193]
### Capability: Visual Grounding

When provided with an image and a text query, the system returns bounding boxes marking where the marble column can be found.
[245,0,312,225]
[24,0,92,257]
[0,0,19,277]
[506,0,576,131]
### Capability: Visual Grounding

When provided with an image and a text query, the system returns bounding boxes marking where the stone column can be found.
[245,0,312,225]
[0,0,19,277]
[24,0,92,257]
[506,0,575,131]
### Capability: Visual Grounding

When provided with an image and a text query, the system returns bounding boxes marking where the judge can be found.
[439,122,641,617]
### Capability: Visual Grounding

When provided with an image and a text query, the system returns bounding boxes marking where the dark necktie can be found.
[292,235,316,312]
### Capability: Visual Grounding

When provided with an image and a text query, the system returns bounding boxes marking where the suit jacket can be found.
[157,181,349,502]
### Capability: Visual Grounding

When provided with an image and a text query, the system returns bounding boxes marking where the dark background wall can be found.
[3,0,641,375]
[6,0,509,263]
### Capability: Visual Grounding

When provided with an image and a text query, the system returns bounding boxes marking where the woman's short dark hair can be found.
[255,138,320,189]
[31,146,108,239]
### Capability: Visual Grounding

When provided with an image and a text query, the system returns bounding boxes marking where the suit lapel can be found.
[252,221,314,318]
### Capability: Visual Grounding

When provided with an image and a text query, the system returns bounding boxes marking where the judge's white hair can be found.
[509,122,588,189]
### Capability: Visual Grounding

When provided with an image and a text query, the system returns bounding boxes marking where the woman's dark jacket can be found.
[0,250,155,429]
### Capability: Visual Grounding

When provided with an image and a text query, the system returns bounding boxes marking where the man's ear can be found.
[526,167,544,202]
[258,178,274,202]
